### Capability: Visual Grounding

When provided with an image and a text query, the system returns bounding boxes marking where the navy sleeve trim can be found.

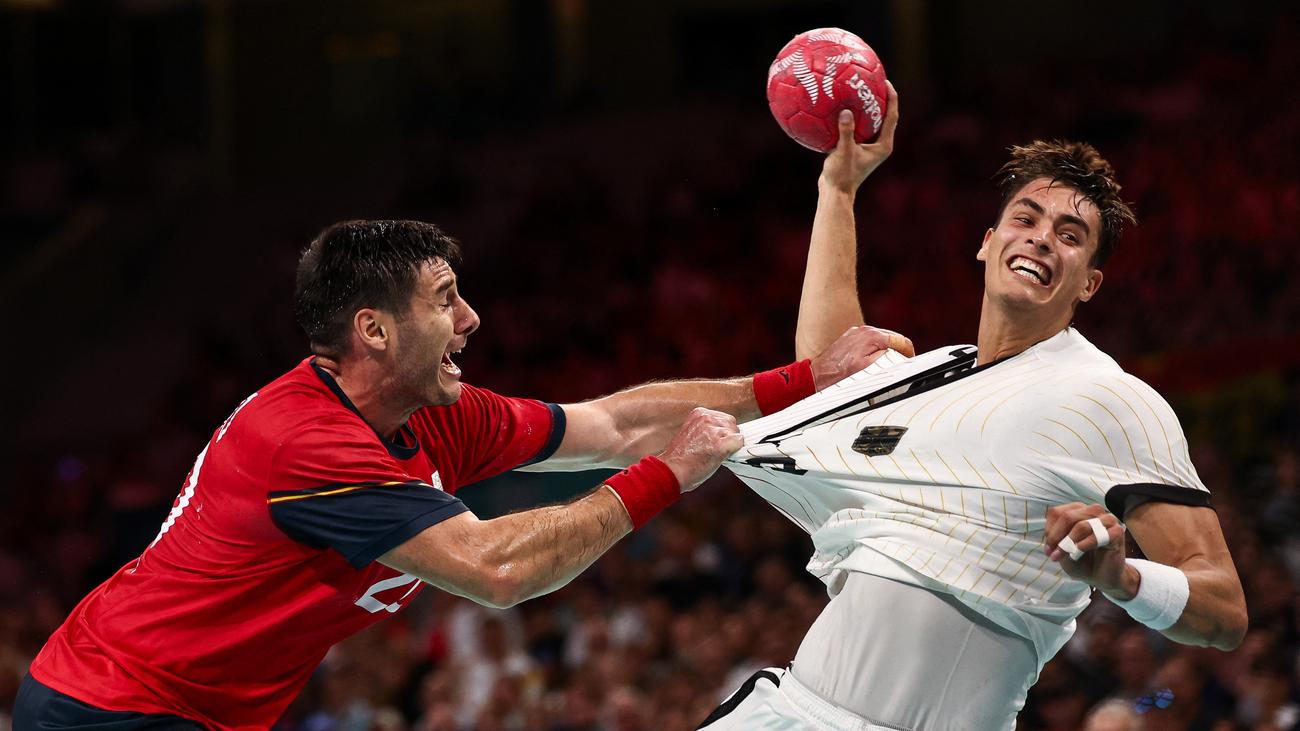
[1105,483,1213,520]
[269,480,469,569]
[349,500,469,568]
[521,402,567,467]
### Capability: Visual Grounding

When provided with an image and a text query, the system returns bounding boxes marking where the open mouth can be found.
[1008,256,1052,287]
[440,347,463,379]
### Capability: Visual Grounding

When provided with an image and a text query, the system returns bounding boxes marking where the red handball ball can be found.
[767,28,889,153]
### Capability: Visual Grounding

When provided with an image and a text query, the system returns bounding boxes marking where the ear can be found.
[352,308,393,352]
[976,228,993,262]
[1077,268,1104,303]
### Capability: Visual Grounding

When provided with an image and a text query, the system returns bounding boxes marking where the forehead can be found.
[1005,178,1101,229]
[410,257,462,300]
[419,258,454,283]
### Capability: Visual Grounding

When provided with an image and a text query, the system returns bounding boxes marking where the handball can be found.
[766,28,889,153]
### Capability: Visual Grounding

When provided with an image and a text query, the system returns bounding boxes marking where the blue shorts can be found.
[14,674,204,730]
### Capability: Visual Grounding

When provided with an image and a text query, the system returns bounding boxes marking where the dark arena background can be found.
[3,1,1298,729]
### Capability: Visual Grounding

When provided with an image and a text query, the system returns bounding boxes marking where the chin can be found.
[433,381,463,405]
[991,288,1042,311]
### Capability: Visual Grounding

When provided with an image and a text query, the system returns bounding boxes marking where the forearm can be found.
[1109,557,1247,650]
[1116,503,1247,650]
[797,182,866,360]
[479,486,631,606]
[531,367,820,473]
[1165,578,1247,649]
[385,487,633,609]
[597,378,757,464]
[1163,562,1247,649]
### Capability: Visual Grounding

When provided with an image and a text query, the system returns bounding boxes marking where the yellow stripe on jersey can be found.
[267,481,406,504]
[1112,377,1176,467]
[1096,382,1157,478]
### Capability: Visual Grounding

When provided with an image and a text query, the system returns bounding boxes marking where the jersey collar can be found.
[309,359,421,460]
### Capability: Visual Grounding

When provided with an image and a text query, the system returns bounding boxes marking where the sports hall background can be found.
[2,1,1297,729]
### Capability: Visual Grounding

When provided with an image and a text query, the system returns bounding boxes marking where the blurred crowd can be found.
[3,8,1299,731]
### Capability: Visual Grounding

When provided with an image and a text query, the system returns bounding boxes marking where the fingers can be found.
[878,80,899,150]
[1043,502,1088,549]
[879,329,915,357]
[1053,520,1126,562]
[842,325,914,357]
[663,409,744,491]
[836,109,856,152]
[1044,504,1125,562]
[720,429,745,454]
[688,408,742,452]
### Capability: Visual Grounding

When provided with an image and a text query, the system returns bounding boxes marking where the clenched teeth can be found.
[1009,257,1049,285]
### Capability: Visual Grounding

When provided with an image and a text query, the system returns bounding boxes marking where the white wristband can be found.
[1104,558,1190,631]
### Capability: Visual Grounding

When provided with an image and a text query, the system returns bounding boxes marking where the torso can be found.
[728,328,1205,671]
[30,359,557,730]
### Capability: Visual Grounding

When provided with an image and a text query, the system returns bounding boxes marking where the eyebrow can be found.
[1011,197,1092,236]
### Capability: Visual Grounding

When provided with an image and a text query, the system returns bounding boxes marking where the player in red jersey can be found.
[17,220,911,729]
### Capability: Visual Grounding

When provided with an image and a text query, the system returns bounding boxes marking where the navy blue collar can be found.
[310,359,420,461]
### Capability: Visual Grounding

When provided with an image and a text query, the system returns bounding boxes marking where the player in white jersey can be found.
[700,86,1247,731]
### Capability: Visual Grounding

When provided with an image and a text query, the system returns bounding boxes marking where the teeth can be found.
[1010,257,1048,284]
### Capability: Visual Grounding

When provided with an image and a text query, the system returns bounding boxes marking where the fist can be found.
[658,408,745,493]
[1043,502,1133,597]
[811,325,915,390]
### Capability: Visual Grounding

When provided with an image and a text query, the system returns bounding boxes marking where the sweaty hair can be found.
[294,220,462,355]
[993,140,1137,268]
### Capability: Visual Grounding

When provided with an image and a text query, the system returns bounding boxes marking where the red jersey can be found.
[30,358,564,729]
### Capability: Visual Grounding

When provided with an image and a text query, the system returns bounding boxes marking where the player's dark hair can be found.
[993,140,1137,268]
[294,220,462,356]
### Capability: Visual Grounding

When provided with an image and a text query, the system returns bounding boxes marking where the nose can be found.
[457,299,480,336]
[1028,231,1052,252]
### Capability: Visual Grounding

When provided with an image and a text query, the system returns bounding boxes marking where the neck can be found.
[315,355,416,440]
[976,294,1071,365]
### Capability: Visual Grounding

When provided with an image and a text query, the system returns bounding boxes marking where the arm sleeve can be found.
[267,416,470,568]
[1034,373,1210,519]
[422,384,567,486]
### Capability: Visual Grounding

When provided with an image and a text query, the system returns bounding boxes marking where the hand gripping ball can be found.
[767,28,890,153]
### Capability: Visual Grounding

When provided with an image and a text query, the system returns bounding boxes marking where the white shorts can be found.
[698,667,907,731]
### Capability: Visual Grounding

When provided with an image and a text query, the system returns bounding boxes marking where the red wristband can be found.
[753,359,815,415]
[605,455,681,530]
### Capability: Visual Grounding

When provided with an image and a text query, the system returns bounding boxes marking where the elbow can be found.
[472,562,527,610]
[1211,605,1249,651]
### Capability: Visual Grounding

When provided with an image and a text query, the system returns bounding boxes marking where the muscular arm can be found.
[525,325,910,473]
[798,185,866,360]
[1121,502,1247,650]
[523,378,758,472]
[520,93,907,474]
[796,85,899,361]
[382,408,743,609]
[380,487,630,609]
[1045,501,1247,651]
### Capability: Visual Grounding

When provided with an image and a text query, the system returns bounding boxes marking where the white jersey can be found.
[727,327,1208,667]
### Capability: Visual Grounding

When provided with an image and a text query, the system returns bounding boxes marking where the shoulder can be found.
[245,364,389,460]
[1028,331,1165,414]
[1030,328,1122,372]
[247,374,370,446]
[1059,355,1180,431]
